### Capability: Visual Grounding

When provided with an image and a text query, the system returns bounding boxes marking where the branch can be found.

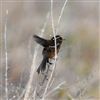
[1,1,3,99]
[41,1,57,100]
[46,81,66,97]
[56,0,68,33]
[33,87,37,100]
[57,0,68,26]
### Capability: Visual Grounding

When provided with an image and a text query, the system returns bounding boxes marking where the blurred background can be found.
[0,0,99,100]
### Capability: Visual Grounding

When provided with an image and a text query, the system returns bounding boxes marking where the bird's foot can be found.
[48,62,53,65]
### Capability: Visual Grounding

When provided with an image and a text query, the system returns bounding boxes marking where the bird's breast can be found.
[43,47,59,59]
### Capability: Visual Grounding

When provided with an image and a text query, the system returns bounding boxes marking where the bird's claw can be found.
[48,62,52,65]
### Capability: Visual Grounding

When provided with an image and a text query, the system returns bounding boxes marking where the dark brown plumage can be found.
[33,35,63,74]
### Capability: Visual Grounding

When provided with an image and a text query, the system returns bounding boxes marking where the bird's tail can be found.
[37,57,47,74]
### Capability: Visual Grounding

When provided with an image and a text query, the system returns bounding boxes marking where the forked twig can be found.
[46,81,66,97]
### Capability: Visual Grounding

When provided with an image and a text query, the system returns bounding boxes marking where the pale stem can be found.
[42,0,68,99]
[41,1,57,100]
[4,9,9,100]
[46,81,66,97]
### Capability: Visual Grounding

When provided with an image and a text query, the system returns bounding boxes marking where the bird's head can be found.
[51,35,65,44]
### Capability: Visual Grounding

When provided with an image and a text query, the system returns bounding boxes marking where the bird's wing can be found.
[33,35,48,47]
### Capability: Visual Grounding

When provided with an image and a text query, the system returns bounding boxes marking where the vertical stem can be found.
[57,0,68,26]
[51,0,57,59]
[56,0,68,34]
[41,1,57,100]
[42,0,68,99]
[4,9,8,100]
[0,0,3,99]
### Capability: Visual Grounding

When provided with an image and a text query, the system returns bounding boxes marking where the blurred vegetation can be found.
[0,0,99,100]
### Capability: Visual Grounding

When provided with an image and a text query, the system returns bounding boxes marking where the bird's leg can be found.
[41,59,53,84]
[52,57,58,60]
[39,72,48,85]
[47,59,52,72]
[41,64,49,82]
[47,59,52,65]
[42,62,51,82]
[41,70,49,85]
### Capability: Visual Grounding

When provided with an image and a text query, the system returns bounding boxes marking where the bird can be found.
[33,34,63,74]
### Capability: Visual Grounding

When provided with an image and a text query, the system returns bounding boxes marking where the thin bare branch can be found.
[57,0,68,26]
[33,87,37,100]
[42,0,68,99]
[56,0,68,33]
[1,1,3,99]
[46,81,66,97]
[4,9,8,100]
[41,1,57,100]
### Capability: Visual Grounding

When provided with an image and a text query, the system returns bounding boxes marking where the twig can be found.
[57,0,68,26]
[41,12,50,34]
[46,81,66,97]
[51,0,57,58]
[17,87,26,100]
[41,59,57,100]
[4,9,8,100]
[49,77,55,89]
[56,0,68,33]
[41,0,68,99]
[1,1,3,99]
[41,1,57,100]
[33,87,37,100]
[47,81,74,100]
